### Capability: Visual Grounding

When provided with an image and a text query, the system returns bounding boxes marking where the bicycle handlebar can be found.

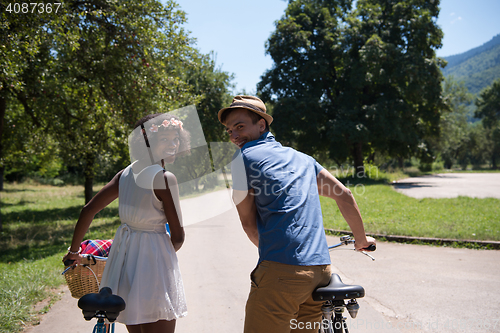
[328,235,376,260]
[364,244,377,251]
[64,259,75,266]
[61,259,75,275]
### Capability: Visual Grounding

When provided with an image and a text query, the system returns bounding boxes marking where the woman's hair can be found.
[129,113,191,162]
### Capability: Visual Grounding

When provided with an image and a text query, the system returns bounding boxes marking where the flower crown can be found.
[149,119,183,132]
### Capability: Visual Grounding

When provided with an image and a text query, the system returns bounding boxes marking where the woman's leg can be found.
[140,319,176,333]
[126,324,142,333]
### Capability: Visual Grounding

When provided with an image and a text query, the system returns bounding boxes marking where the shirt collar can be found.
[241,131,274,150]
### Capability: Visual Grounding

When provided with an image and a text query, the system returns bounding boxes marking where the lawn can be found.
[0,183,119,332]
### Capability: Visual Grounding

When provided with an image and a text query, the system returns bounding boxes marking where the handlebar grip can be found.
[64,259,75,266]
[364,244,376,251]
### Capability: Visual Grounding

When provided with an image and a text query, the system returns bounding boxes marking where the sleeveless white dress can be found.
[100,163,187,325]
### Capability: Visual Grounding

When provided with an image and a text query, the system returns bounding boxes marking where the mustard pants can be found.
[244,260,332,333]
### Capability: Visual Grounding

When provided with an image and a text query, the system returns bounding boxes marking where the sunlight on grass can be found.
[0,255,65,333]
[1,183,119,332]
[321,184,500,241]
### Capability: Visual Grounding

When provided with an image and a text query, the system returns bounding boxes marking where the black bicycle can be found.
[312,236,375,333]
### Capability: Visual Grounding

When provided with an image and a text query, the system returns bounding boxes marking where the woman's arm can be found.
[154,171,185,252]
[63,170,123,264]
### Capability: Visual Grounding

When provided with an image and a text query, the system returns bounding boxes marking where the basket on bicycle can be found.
[63,239,112,299]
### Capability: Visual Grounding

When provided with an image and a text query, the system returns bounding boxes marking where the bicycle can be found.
[78,287,126,333]
[63,259,126,333]
[312,235,376,333]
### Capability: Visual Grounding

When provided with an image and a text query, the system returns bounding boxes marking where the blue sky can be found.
[174,0,500,94]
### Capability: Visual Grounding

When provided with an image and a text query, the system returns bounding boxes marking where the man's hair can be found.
[221,108,270,131]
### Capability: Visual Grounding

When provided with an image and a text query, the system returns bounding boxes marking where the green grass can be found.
[321,184,500,241]
[0,183,119,332]
[0,255,64,332]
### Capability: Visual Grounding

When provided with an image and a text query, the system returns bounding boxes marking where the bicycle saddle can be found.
[312,273,365,301]
[78,287,126,322]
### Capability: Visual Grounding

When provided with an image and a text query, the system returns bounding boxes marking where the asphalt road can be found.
[26,176,500,333]
[392,172,500,199]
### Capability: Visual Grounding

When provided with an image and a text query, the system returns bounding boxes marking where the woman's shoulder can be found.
[152,170,178,190]
[111,168,126,184]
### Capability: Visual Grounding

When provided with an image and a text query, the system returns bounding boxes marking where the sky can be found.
[174,0,500,94]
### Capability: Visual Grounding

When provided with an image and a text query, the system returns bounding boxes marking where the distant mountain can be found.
[441,34,500,95]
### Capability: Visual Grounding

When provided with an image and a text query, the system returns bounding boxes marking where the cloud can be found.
[451,16,462,24]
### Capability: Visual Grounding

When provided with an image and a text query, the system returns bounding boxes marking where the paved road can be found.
[26,183,500,333]
[392,173,500,199]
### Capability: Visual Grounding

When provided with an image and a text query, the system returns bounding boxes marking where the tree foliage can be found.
[184,51,233,143]
[427,77,472,169]
[258,0,446,172]
[1,0,234,204]
[475,79,500,168]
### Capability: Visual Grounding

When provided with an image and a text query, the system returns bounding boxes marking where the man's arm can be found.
[317,169,375,251]
[233,189,259,247]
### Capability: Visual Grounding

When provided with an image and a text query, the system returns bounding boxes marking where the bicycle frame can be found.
[315,236,375,333]
[91,313,114,333]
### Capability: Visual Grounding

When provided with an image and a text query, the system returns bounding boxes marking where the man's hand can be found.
[354,235,376,252]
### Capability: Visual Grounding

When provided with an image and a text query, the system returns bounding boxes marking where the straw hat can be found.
[218,95,273,125]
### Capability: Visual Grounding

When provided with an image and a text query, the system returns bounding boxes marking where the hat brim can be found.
[218,106,273,126]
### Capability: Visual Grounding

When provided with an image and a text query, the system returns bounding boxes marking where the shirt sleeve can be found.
[314,159,324,176]
[230,150,249,191]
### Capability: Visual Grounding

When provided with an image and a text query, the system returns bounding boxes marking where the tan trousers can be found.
[244,260,332,333]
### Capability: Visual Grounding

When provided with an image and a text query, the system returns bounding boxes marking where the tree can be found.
[0,2,60,231]
[8,0,197,203]
[171,51,234,193]
[0,1,56,191]
[184,51,233,143]
[475,79,500,168]
[258,0,446,174]
[429,77,472,169]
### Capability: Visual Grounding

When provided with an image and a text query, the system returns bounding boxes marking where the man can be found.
[218,95,375,333]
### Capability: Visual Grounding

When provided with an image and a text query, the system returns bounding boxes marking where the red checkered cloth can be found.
[80,239,113,257]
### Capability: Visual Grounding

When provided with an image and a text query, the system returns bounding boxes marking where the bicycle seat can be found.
[312,273,365,301]
[78,287,126,322]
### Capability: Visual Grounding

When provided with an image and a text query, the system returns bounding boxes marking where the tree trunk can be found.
[351,142,364,178]
[0,96,6,232]
[84,153,96,204]
[84,176,94,204]
[0,96,5,192]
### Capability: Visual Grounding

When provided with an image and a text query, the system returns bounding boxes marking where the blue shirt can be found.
[232,132,331,266]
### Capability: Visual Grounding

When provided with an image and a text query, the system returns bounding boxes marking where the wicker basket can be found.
[64,254,107,299]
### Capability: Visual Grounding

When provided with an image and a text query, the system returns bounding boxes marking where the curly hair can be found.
[129,113,191,163]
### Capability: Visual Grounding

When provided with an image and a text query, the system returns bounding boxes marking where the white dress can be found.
[100,163,187,325]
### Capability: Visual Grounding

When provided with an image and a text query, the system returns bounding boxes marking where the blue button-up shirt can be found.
[232,132,331,266]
